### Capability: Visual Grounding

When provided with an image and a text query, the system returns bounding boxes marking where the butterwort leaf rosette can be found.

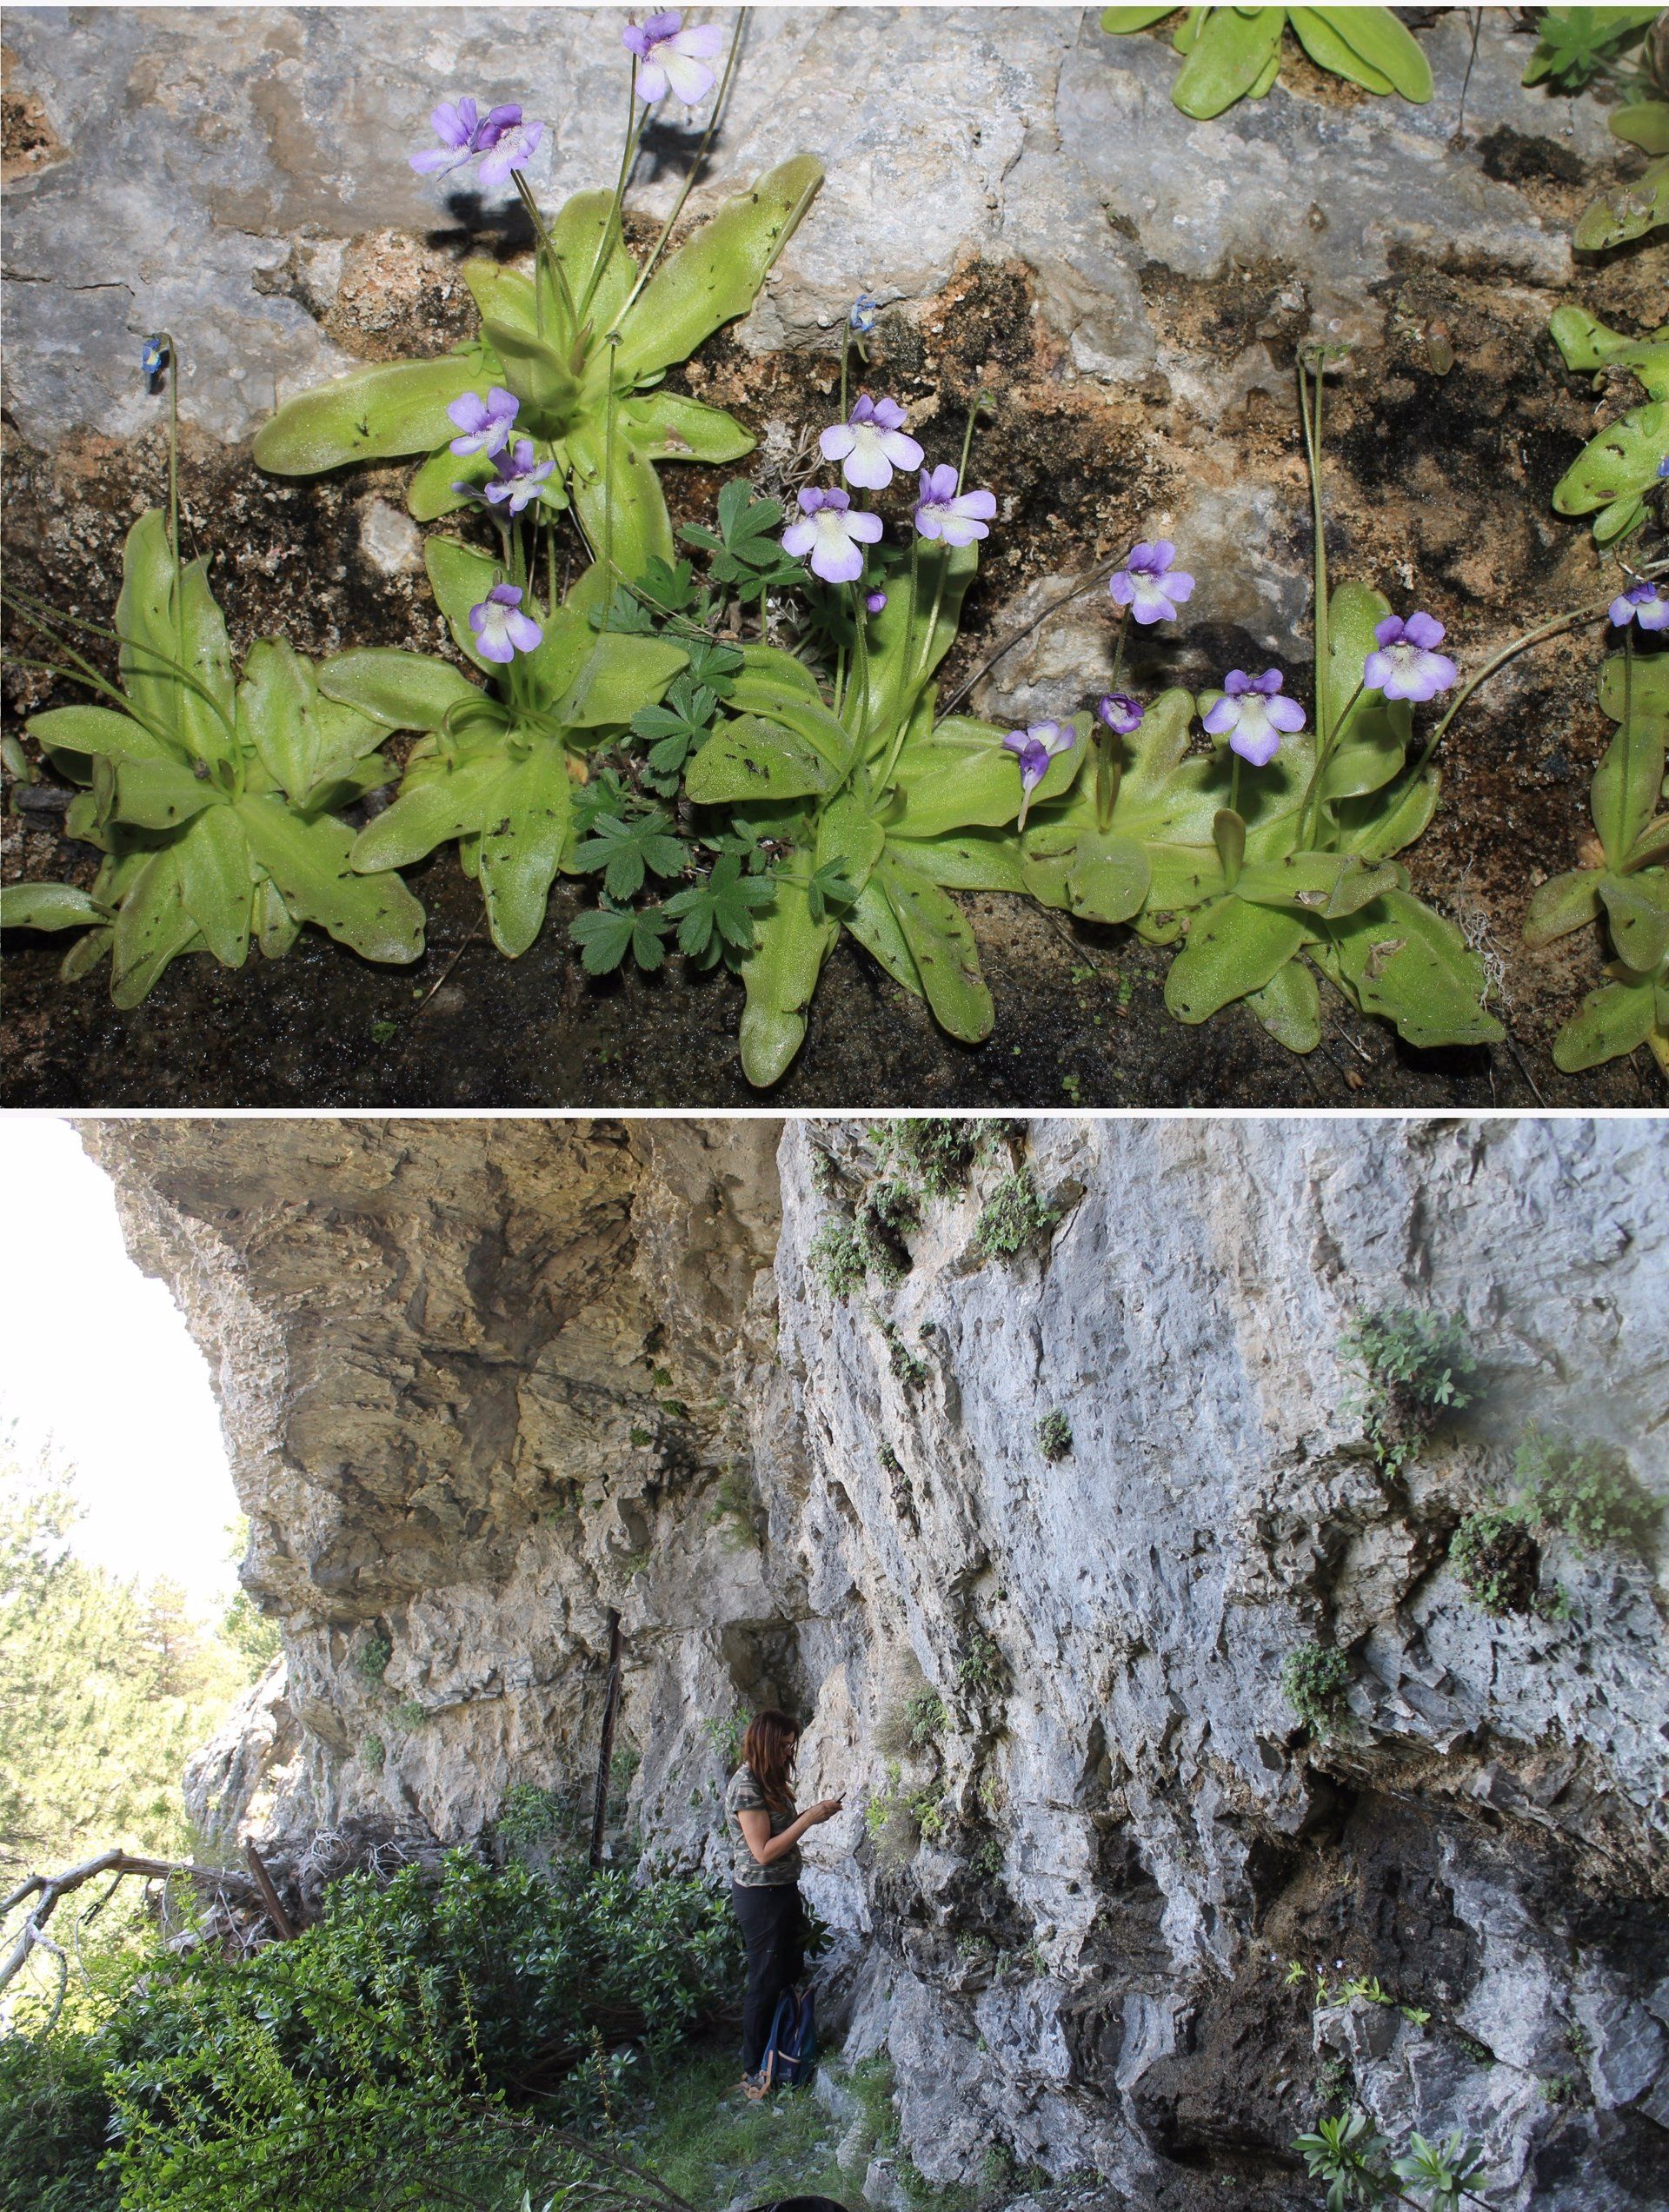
[1547,307,1669,547]
[681,477,1082,1086]
[1022,580,1499,1054]
[255,75,822,581]
[0,512,425,1000]
[1523,648,1669,1076]
[318,545,688,960]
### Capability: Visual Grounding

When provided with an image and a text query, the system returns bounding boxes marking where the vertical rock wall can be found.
[90,1115,1668,2209]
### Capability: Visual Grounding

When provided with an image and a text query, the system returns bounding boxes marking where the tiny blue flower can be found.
[141,335,169,382]
[1659,456,1669,479]
[849,295,879,335]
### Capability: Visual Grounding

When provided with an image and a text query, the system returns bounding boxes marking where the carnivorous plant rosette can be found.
[255,22,821,587]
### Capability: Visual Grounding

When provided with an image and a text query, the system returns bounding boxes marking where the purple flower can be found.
[622,10,725,104]
[476,109,542,189]
[1609,580,1669,631]
[1362,611,1457,703]
[820,395,924,492]
[1109,540,1194,626]
[448,387,520,459]
[914,464,998,548]
[469,584,543,664]
[1097,692,1143,737]
[1201,669,1305,768]
[865,589,888,614]
[1002,721,1078,829]
[781,486,883,585]
[481,437,556,515]
[411,97,483,176]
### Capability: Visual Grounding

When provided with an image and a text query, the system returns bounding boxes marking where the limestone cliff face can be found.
[89,1118,1668,2210]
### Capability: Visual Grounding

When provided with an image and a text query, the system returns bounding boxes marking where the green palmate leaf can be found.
[0,882,112,931]
[551,633,688,729]
[686,714,843,803]
[252,351,491,474]
[876,851,994,1042]
[622,391,755,465]
[237,794,424,964]
[1553,399,1669,529]
[1573,156,1669,251]
[570,807,687,901]
[569,900,671,975]
[737,878,840,1087]
[1553,976,1659,1069]
[1165,895,1312,1022]
[350,753,519,872]
[894,714,1084,837]
[1524,7,1659,88]
[1524,867,1604,947]
[1287,9,1393,94]
[1310,6,1432,100]
[1247,955,1322,1053]
[611,156,824,386]
[316,649,485,733]
[178,803,254,969]
[1326,890,1502,1048]
[663,851,776,960]
[1172,7,1285,118]
[1599,870,1669,972]
[111,755,223,832]
[477,747,575,958]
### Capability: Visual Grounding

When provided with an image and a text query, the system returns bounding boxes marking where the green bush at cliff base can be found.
[98,1851,741,2212]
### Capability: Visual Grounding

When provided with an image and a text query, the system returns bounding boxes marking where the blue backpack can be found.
[761,1983,817,2089]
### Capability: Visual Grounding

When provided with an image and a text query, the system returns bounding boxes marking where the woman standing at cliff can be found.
[726,1708,841,2096]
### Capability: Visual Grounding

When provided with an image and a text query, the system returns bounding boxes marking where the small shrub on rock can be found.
[1515,1425,1660,1558]
[356,1630,393,1684]
[973,1169,1054,1260]
[1340,1305,1476,1471]
[1282,1643,1352,1737]
[868,1117,983,1196]
[1450,1509,1539,1615]
[809,1218,867,1299]
[1036,1410,1074,1461]
[956,1631,1009,1702]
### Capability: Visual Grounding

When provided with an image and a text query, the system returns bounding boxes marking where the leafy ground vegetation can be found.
[1,9,1666,1104]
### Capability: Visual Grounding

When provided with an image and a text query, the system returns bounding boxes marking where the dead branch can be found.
[0,1847,257,2002]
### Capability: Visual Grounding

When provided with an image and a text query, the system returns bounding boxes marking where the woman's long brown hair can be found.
[741,1708,799,1815]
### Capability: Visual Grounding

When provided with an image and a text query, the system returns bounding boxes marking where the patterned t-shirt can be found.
[725,1764,801,1887]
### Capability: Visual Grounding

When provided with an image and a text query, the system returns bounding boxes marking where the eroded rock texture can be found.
[6,10,1667,1106]
[89,1115,1668,2208]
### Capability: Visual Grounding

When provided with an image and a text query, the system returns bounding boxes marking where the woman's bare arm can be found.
[737,1797,842,1866]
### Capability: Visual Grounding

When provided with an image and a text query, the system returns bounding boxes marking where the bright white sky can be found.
[0,1118,238,1613]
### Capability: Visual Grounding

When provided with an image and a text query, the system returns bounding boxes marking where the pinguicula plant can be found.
[1547,309,1669,548]
[674,355,1082,1086]
[0,337,423,1000]
[251,13,821,583]
[1523,613,1669,1073]
[1022,346,1502,1055]
[1525,10,1668,250]
[1099,7,1433,118]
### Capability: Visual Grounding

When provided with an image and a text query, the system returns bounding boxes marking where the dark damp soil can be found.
[3,231,1666,1107]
